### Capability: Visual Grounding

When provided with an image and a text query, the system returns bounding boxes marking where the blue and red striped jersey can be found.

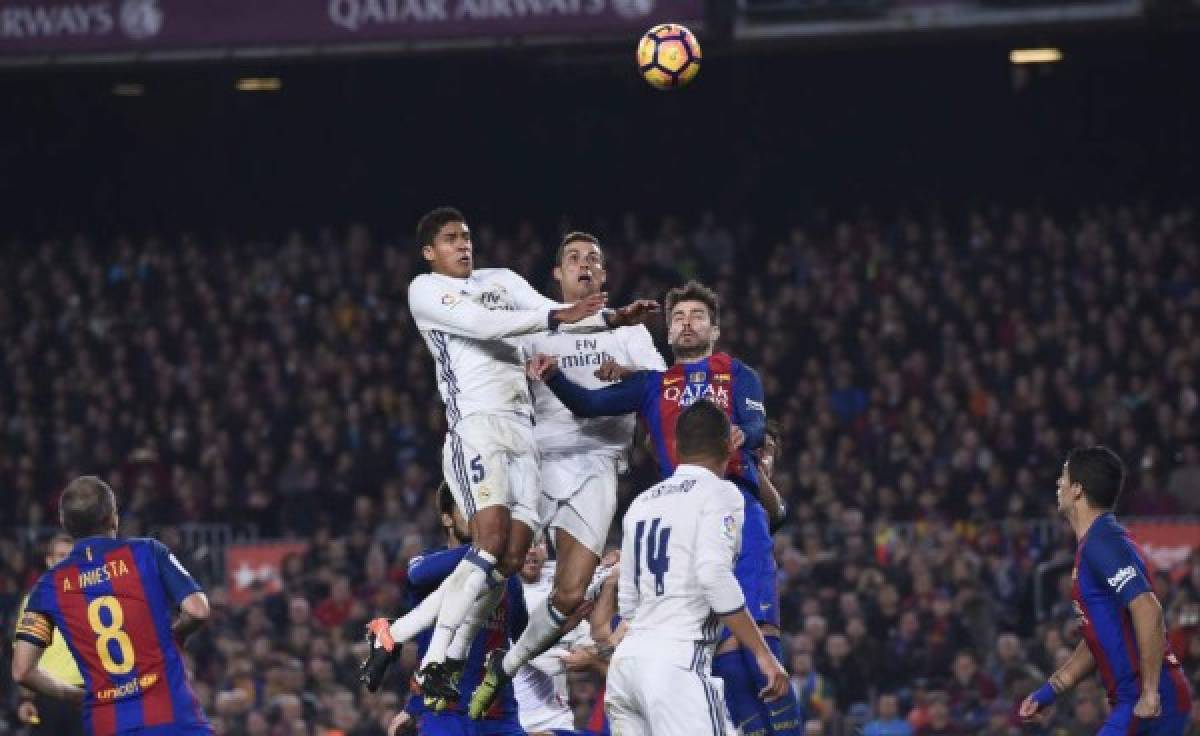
[20,536,211,736]
[545,351,766,492]
[1072,514,1192,710]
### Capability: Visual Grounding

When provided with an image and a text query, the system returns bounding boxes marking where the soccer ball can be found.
[636,24,702,91]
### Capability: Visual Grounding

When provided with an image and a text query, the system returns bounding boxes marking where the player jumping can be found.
[519,280,802,735]
[1019,447,1192,735]
[11,476,212,736]
[390,481,529,736]
[606,400,789,735]
[471,231,667,719]
[360,207,657,702]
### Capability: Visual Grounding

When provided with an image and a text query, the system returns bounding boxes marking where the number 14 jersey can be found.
[618,464,747,646]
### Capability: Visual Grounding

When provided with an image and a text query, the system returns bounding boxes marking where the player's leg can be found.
[604,655,650,736]
[362,421,511,693]
[713,643,768,736]
[761,635,801,736]
[506,457,615,673]
[645,664,731,736]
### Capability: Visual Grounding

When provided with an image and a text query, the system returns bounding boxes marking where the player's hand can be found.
[756,653,790,702]
[1018,694,1046,722]
[1134,689,1161,719]
[731,426,746,449]
[554,293,608,324]
[755,451,774,477]
[526,354,560,382]
[17,700,38,725]
[388,711,415,736]
[594,359,633,382]
[560,646,604,673]
[608,299,660,327]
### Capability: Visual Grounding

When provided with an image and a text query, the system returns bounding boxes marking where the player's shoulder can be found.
[475,267,522,286]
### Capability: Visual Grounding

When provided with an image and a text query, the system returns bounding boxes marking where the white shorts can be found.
[606,638,733,736]
[442,414,540,532]
[539,452,619,557]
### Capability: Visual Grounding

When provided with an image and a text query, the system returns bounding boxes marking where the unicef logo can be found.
[612,0,655,19]
[119,0,164,40]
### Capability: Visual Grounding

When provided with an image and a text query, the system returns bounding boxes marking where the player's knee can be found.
[550,585,585,615]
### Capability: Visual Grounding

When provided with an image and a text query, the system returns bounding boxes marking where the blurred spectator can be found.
[862,692,914,736]
[3,206,1199,734]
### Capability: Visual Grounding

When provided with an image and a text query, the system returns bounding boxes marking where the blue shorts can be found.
[1098,705,1189,736]
[416,712,475,736]
[712,635,801,736]
[473,717,526,736]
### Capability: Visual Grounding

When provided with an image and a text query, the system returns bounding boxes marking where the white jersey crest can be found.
[524,325,666,460]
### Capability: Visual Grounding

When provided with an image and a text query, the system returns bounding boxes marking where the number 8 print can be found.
[87,596,136,675]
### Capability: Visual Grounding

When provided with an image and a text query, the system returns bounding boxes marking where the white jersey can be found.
[408,268,607,429]
[513,560,588,730]
[525,325,666,461]
[618,464,745,647]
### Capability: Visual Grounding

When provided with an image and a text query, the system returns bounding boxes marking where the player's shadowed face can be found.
[668,299,719,359]
[520,542,547,584]
[423,221,473,278]
[1056,462,1079,516]
[554,241,605,301]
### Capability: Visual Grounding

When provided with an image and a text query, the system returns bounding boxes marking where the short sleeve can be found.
[14,589,54,648]
[23,574,57,616]
[1083,531,1152,607]
[150,540,203,606]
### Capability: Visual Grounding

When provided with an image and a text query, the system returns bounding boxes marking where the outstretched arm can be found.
[530,355,649,418]
[409,276,606,340]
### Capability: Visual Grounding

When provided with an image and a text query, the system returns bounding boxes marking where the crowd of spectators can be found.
[2,205,1199,735]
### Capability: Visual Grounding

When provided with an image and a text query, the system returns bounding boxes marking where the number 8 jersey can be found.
[16,536,211,736]
[618,464,747,647]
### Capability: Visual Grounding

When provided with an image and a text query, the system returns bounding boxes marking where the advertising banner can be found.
[0,0,704,55]
[226,541,309,605]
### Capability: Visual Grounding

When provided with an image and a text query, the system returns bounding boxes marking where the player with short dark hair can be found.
[362,207,658,705]
[606,399,790,735]
[1020,447,1192,735]
[524,280,802,736]
[478,231,666,722]
[11,476,212,736]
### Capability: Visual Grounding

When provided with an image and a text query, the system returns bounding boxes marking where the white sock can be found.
[501,598,569,677]
[384,585,444,647]
[446,583,504,661]
[420,547,496,668]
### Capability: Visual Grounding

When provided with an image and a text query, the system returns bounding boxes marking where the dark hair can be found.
[556,231,601,267]
[415,206,466,249]
[665,280,720,325]
[59,476,117,538]
[765,420,782,450]
[437,480,456,516]
[675,399,731,463]
[1066,446,1126,510]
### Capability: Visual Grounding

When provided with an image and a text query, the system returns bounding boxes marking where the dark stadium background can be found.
[3,29,1199,238]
